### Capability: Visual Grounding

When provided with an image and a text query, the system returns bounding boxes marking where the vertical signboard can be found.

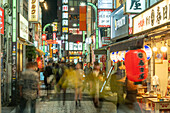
[19,14,29,40]
[0,7,4,35]
[79,5,87,31]
[28,0,39,22]
[12,0,17,104]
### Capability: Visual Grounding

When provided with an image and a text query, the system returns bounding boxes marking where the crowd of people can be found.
[18,61,142,113]
[43,61,105,107]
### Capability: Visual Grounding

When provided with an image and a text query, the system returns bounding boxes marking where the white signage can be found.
[98,0,113,9]
[74,43,78,50]
[28,0,39,22]
[19,14,28,40]
[69,42,74,50]
[62,12,68,18]
[62,5,68,11]
[78,42,82,50]
[125,0,145,13]
[62,0,68,4]
[133,0,170,35]
[115,16,126,30]
[62,20,68,26]
[98,10,112,27]
[85,38,92,44]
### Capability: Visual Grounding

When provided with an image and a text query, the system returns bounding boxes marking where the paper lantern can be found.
[125,49,148,82]
[37,57,42,69]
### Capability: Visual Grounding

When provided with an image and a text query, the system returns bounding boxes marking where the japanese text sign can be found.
[98,10,112,27]
[133,0,170,35]
[0,7,4,35]
[29,0,39,22]
[125,0,145,13]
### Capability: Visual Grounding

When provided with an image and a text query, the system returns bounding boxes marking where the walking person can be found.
[90,61,103,108]
[75,62,84,107]
[43,62,53,99]
[19,62,40,113]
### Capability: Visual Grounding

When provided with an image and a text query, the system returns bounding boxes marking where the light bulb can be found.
[153,47,158,52]
[161,46,167,52]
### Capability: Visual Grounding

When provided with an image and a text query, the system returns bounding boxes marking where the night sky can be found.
[42,0,58,29]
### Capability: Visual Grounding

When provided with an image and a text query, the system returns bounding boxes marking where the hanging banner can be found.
[0,7,4,35]
[29,0,39,22]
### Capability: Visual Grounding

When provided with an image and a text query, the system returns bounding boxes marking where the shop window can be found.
[74,0,78,6]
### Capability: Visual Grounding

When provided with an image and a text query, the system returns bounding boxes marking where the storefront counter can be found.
[141,95,157,111]
[147,98,170,113]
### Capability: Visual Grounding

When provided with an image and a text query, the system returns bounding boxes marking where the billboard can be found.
[98,0,113,9]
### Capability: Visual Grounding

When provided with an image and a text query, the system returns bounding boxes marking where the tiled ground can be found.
[36,89,116,113]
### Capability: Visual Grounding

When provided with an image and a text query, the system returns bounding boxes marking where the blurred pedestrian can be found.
[19,62,40,113]
[90,61,103,107]
[117,77,142,113]
[43,62,53,98]
[75,62,84,107]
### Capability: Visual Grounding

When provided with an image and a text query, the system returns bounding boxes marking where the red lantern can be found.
[125,49,148,82]
[37,57,42,69]
[42,34,47,41]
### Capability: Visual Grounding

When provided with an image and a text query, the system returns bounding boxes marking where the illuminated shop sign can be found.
[98,0,113,9]
[62,0,68,4]
[133,0,170,35]
[19,14,28,40]
[62,5,68,11]
[62,12,68,18]
[0,7,4,34]
[98,10,112,27]
[29,0,39,22]
[62,20,68,26]
[69,28,82,35]
[125,0,145,13]
[62,27,68,33]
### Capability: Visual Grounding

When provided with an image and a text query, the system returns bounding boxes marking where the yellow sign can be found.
[28,0,39,22]
[49,44,52,58]
[62,27,68,33]
[53,23,58,31]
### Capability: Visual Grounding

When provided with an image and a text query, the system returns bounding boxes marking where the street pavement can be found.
[36,89,116,113]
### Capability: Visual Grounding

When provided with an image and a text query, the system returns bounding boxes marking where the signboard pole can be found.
[12,0,17,104]
[0,35,1,112]
[83,31,85,55]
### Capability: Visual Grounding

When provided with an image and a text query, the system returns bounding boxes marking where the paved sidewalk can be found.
[36,89,116,113]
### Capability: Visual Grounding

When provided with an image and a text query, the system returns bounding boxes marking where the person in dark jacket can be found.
[44,62,53,98]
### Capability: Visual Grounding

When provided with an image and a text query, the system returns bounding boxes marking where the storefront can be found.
[131,0,170,111]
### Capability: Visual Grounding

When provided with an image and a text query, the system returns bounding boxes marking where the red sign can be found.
[0,7,4,35]
[46,40,58,44]
[42,34,47,41]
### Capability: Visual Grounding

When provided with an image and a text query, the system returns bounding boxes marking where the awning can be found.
[36,48,45,55]
[110,35,146,52]
[94,45,108,55]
